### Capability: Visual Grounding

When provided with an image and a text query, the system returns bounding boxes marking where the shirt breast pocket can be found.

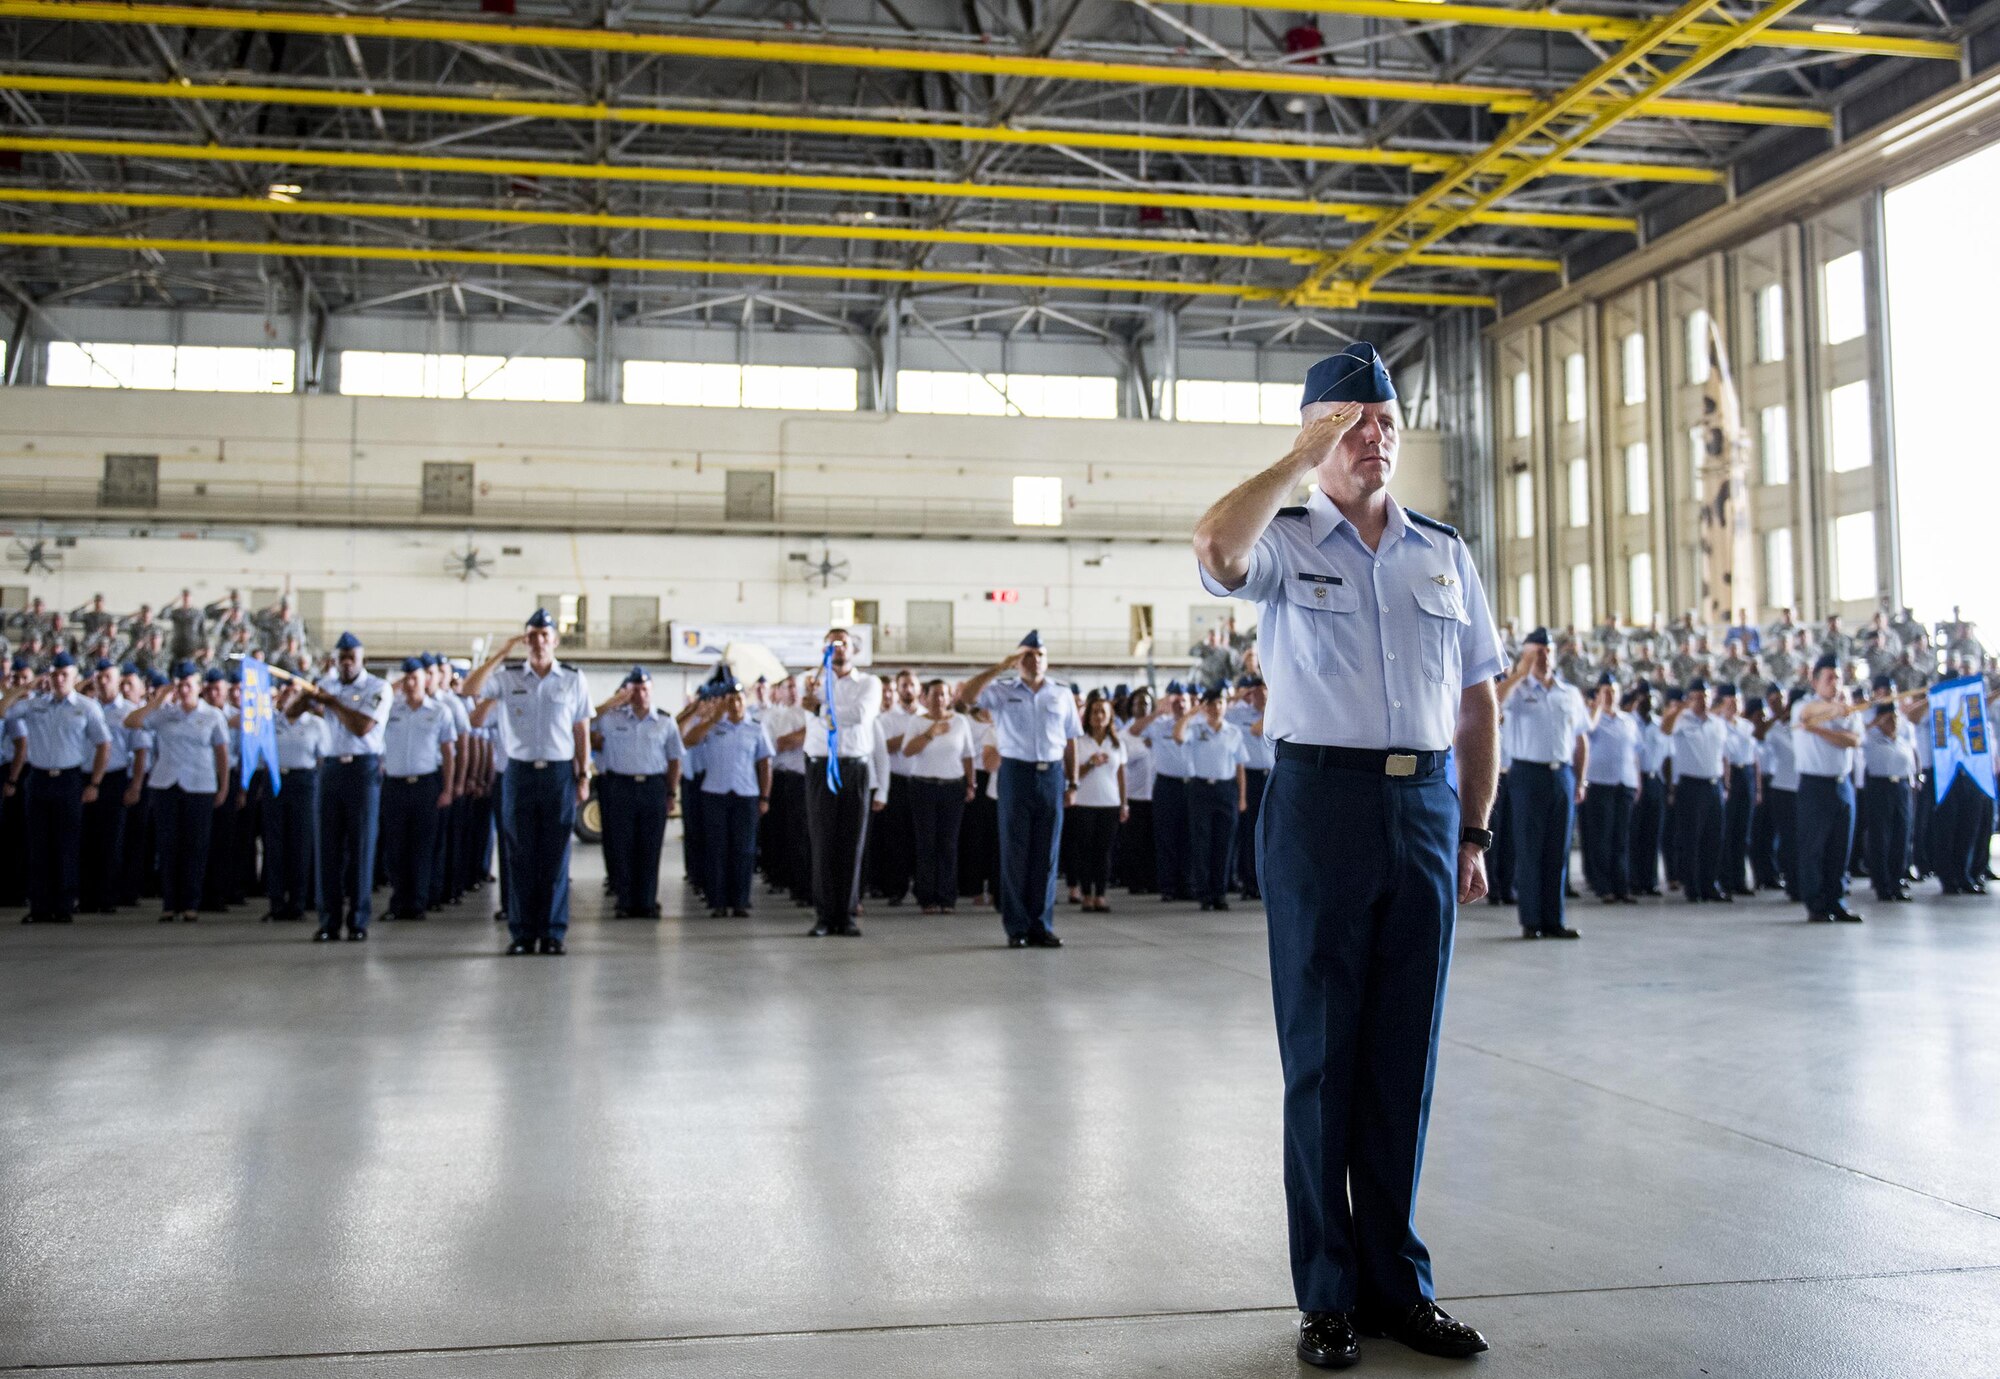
[1283,577,1360,675]
[1412,580,1470,685]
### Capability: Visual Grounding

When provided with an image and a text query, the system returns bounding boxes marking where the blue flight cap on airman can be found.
[119,661,138,676]
[225,664,241,684]
[1595,671,1616,688]
[170,659,197,680]
[1686,676,1709,694]
[1871,674,1894,692]
[401,656,425,674]
[718,676,743,695]
[525,608,555,630]
[1524,627,1551,646]
[1665,686,1685,703]
[203,667,226,684]
[1199,683,1225,703]
[1018,629,1043,649]
[146,669,169,688]
[93,657,114,672]
[1165,679,1185,695]
[334,631,363,652]
[8,654,27,671]
[50,651,75,669]
[625,665,651,684]
[1302,342,1396,408]
[418,651,437,669]
[1812,653,1840,673]
[1714,680,1738,697]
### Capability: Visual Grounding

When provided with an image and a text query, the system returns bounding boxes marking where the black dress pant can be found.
[704,791,760,910]
[600,772,670,913]
[1767,788,1800,900]
[263,766,318,915]
[1722,764,1756,893]
[1152,775,1189,899]
[1488,768,1515,902]
[1067,803,1121,898]
[152,784,214,914]
[874,774,914,903]
[806,758,871,926]
[25,767,86,919]
[1865,775,1912,900]
[79,767,127,912]
[1796,774,1855,915]
[1185,778,1238,906]
[0,784,27,907]
[1581,782,1633,899]
[1750,774,1781,889]
[908,776,967,908]
[959,774,998,900]
[1674,776,1725,901]
[381,772,442,917]
[1119,798,1156,893]
[1236,767,1268,897]
[772,770,811,903]
[1628,772,1666,894]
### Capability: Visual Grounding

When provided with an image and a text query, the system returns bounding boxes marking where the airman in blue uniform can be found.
[682,678,774,917]
[1178,683,1248,910]
[262,680,324,922]
[465,609,591,955]
[1194,342,1500,1367]
[3,651,111,923]
[591,666,685,919]
[288,632,391,941]
[125,661,231,924]
[1497,629,1591,939]
[380,657,459,920]
[1792,655,1865,922]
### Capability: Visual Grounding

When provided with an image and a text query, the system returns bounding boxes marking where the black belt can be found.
[1511,759,1565,770]
[1274,742,1447,778]
[34,765,83,777]
[281,767,316,776]
[607,771,664,781]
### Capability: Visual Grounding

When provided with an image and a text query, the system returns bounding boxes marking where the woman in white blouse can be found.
[901,679,978,914]
[1069,694,1128,913]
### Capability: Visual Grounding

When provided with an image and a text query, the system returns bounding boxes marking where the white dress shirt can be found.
[904,713,975,779]
[1073,732,1127,807]
[804,670,882,760]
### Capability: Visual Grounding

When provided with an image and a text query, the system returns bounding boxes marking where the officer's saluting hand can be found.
[1193,342,1503,1368]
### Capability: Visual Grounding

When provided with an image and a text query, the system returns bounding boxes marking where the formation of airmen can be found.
[1,588,314,674]
[1492,604,1999,936]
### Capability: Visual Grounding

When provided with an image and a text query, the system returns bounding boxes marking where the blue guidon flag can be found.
[239,658,282,794]
[1928,675,1994,804]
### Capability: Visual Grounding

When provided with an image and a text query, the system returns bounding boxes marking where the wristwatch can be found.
[1459,826,1494,851]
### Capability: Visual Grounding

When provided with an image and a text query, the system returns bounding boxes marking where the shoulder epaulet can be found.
[1275,505,1308,519]
[1406,509,1459,539]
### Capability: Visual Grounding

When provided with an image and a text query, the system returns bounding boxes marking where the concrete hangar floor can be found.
[4,847,1999,1377]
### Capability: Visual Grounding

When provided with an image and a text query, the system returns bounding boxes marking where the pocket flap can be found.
[1284,575,1359,613]
[1412,578,1469,623]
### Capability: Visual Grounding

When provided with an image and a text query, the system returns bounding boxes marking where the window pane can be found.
[1628,552,1655,625]
[1759,405,1790,486]
[1621,333,1646,406]
[1764,527,1795,611]
[1176,378,1292,426]
[1686,309,1712,385]
[1259,381,1298,425]
[1567,458,1589,527]
[1563,353,1586,424]
[46,341,292,392]
[1513,470,1535,539]
[1570,562,1593,622]
[1822,251,1865,344]
[1624,442,1651,516]
[1516,571,1538,625]
[1511,370,1532,438]
[1757,283,1786,363]
[1828,380,1872,471]
[1012,475,1063,526]
[341,350,577,401]
[1832,511,1877,602]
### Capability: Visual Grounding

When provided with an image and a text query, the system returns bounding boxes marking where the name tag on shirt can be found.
[1296,572,1343,585]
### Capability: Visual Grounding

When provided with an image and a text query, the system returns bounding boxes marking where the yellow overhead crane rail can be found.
[0,134,1641,235]
[0,186,1566,273]
[0,1,1829,128]
[0,231,1499,309]
[1292,0,1812,305]
[0,73,1724,187]
[1164,0,1959,62]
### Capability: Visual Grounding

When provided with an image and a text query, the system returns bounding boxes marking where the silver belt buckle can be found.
[1035,762,1050,772]
[534,760,549,769]
[634,774,650,783]
[1385,753,1418,778]
[338,755,355,764]
[403,776,419,785]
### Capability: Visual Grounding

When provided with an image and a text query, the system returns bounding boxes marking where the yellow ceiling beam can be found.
[0,73,1725,186]
[0,187,1565,273]
[0,0,1828,127]
[0,134,1640,234]
[0,230,1497,309]
[1161,0,1959,61]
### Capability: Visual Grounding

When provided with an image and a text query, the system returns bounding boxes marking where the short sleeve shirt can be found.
[596,705,686,777]
[697,717,774,797]
[314,671,392,757]
[480,662,591,763]
[975,678,1083,763]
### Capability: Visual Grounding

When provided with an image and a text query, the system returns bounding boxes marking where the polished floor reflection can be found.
[4,851,1999,1377]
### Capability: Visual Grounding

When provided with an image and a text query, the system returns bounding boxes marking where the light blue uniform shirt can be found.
[383,696,457,777]
[1723,718,1759,770]
[480,662,591,763]
[273,711,325,770]
[1226,702,1275,770]
[1666,711,1729,780]
[1762,724,1799,791]
[597,705,686,776]
[1503,677,1588,765]
[1200,489,1503,750]
[1183,718,1248,782]
[1640,720,1671,775]
[975,677,1082,763]
[1792,701,1857,779]
[698,717,774,796]
[145,701,230,793]
[1142,716,1190,778]
[101,695,149,773]
[1584,709,1641,788]
[6,691,110,770]
[314,670,391,757]
[1861,716,1917,780]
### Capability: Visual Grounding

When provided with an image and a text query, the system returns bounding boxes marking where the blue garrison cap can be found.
[418,652,438,669]
[1686,676,1709,694]
[146,669,169,689]
[1199,683,1225,702]
[93,657,114,672]
[401,656,425,674]
[1596,671,1616,688]
[1165,679,1185,695]
[50,651,75,669]
[1018,629,1043,649]
[717,676,742,695]
[203,668,226,684]
[1812,653,1840,673]
[525,608,555,630]
[1523,627,1551,647]
[1665,686,1685,703]
[1114,683,1130,697]
[1302,342,1396,408]
[119,662,138,676]
[334,631,363,652]
[625,665,651,684]
[225,665,241,684]
[8,654,27,671]
[170,659,198,680]
[1871,674,1894,692]
[1713,680,1738,697]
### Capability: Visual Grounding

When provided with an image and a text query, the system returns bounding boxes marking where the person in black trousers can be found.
[1068,694,1127,912]
[1178,685,1247,912]
[261,683,323,921]
[901,681,976,914]
[1627,688,1667,897]
[802,629,880,937]
[682,681,773,918]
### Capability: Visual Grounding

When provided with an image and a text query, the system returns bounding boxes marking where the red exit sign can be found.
[986,589,1020,603]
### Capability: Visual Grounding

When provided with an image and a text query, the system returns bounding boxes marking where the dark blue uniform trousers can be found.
[381,771,442,918]
[1767,787,1800,900]
[600,772,670,913]
[1151,774,1189,899]
[151,784,214,914]
[681,771,708,895]
[25,767,86,919]
[317,757,382,933]
[262,766,317,916]
[79,767,127,912]
[996,758,1064,940]
[1723,764,1756,893]
[1795,774,1855,915]
[1581,781,1633,899]
[1674,776,1725,901]
[703,791,760,911]
[1236,767,1267,897]
[1186,776,1239,905]
[1628,772,1666,894]
[1259,753,1456,1315]
[1934,771,1992,894]
[1508,761,1573,934]
[1487,769,1514,902]
[1864,775,1912,900]
[502,760,576,942]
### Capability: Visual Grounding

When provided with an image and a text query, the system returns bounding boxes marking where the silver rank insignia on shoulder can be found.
[1431,574,1457,587]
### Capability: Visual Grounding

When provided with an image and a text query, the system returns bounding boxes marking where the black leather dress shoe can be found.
[1543,926,1581,939]
[1008,936,1028,948]
[313,927,337,941]
[346,928,367,941]
[1831,906,1864,923]
[1521,928,1541,940]
[1807,912,1831,922]
[1296,1311,1359,1369]
[1027,929,1063,947]
[541,938,566,955]
[1355,1300,1489,1359]
[506,940,533,955]
[809,921,833,937]
[834,921,863,937]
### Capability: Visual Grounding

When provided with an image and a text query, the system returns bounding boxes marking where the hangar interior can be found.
[4,0,2000,1375]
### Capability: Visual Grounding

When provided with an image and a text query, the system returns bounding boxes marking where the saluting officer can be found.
[682,678,774,918]
[380,657,458,921]
[1861,687,1919,904]
[1176,682,1248,911]
[262,681,324,922]
[1194,341,1501,1365]
[1229,674,1273,901]
[288,632,391,942]
[1497,629,1590,939]
[126,661,230,924]
[1715,683,1760,896]
[1131,680,1192,900]
[1662,678,1730,903]
[591,666,685,920]
[958,630,1083,949]
[82,657,149,914]
[4,651,111,923]
[800,628,880,938]
[1792,654,1865,922]
[464,609,591,956]
[1580,675,1640,904]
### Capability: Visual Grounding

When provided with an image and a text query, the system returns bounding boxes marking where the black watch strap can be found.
[1459,826,1494,851]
